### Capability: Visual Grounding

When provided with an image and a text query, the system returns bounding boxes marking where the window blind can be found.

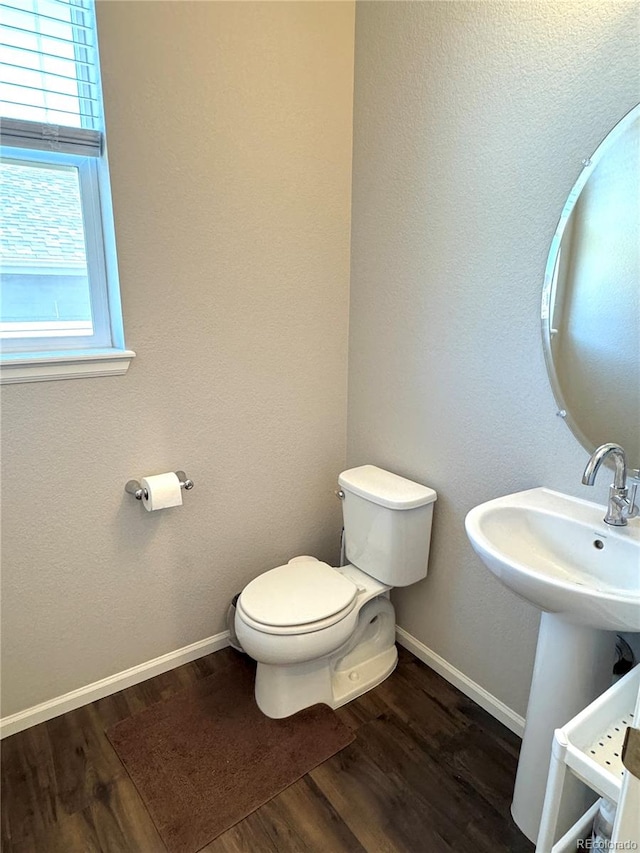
[0,0,102,155]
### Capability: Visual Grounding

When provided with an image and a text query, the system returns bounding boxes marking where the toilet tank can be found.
[338,465,437,587]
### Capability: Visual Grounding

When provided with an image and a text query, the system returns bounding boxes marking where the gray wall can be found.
[2,0,638,725]
[1,1,355,718]
[348,1,639,716]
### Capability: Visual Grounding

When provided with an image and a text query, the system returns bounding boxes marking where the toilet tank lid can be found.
[339,465,437,510]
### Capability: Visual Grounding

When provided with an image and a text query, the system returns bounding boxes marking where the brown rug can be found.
[107,658,354,853]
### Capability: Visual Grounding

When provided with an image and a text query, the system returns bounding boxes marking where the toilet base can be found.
[332,644,398,707]
[255,596,398,718]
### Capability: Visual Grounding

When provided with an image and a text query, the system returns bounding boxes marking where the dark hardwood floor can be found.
[1,646,534,853]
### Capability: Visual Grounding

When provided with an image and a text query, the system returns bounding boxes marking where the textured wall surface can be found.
[1,1,355,717]
[348,1,639,716]
[3,0,638,725]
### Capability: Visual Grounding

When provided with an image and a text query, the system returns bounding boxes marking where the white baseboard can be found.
[0,631,230,739]
[396,626,526,737]
[1,626,525,740]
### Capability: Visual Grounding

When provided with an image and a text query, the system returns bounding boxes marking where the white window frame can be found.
[2,148,113,351]
[0,6,134,384]
[0,146,135,382]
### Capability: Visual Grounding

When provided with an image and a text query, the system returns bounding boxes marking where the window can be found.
[0,0,133,382]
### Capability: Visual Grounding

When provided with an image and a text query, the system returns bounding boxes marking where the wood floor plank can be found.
[373,652,474,744]
[201,810,280,853]
[441,724,522,815]
[220,775,367,853]
[345,710,523,853]
[1,721,58,849]
[46,808,102,853]
[89,778,145,853]
[334,683,389,734]
[1,647,533,853]
[46,706,96,816]
[86,771,166,853]
[310,739,458,853]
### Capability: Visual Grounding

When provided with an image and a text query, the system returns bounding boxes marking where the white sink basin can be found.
[465,487,640,631]
[465,486,640,844]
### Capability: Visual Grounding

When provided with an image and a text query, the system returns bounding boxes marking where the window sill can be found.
[0,348,136,384]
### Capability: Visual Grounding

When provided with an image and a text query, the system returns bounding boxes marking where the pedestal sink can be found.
[465,487,640,844]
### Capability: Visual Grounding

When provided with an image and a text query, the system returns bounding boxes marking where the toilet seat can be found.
[238,558,358,636]
[236,598,357,636]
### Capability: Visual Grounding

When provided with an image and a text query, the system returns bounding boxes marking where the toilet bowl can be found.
[235,558,397,717]
[236,465,437,718]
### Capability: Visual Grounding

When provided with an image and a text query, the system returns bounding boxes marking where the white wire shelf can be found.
[560,664,638,803]
[536,664,640,853]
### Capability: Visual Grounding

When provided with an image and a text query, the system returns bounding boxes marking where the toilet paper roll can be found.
[141,472,183,512]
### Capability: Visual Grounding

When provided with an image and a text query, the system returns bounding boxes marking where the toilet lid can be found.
[240,558,358,627]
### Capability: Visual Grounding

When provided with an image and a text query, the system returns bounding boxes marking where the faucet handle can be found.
[628,478,640,520]
[616,470,640,521]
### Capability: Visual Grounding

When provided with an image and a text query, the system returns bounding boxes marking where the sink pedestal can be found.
[511,613,616,844]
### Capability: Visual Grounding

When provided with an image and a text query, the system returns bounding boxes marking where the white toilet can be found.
[235,464,437,718]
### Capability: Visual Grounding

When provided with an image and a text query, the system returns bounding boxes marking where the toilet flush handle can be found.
[335,489,345,500]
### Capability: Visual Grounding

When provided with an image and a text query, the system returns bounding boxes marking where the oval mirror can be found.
[542,104,640,469]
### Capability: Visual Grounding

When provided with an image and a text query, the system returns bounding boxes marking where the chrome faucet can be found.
[582,443,640,526]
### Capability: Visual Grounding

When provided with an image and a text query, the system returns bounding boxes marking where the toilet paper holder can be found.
[125,472,194,501]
